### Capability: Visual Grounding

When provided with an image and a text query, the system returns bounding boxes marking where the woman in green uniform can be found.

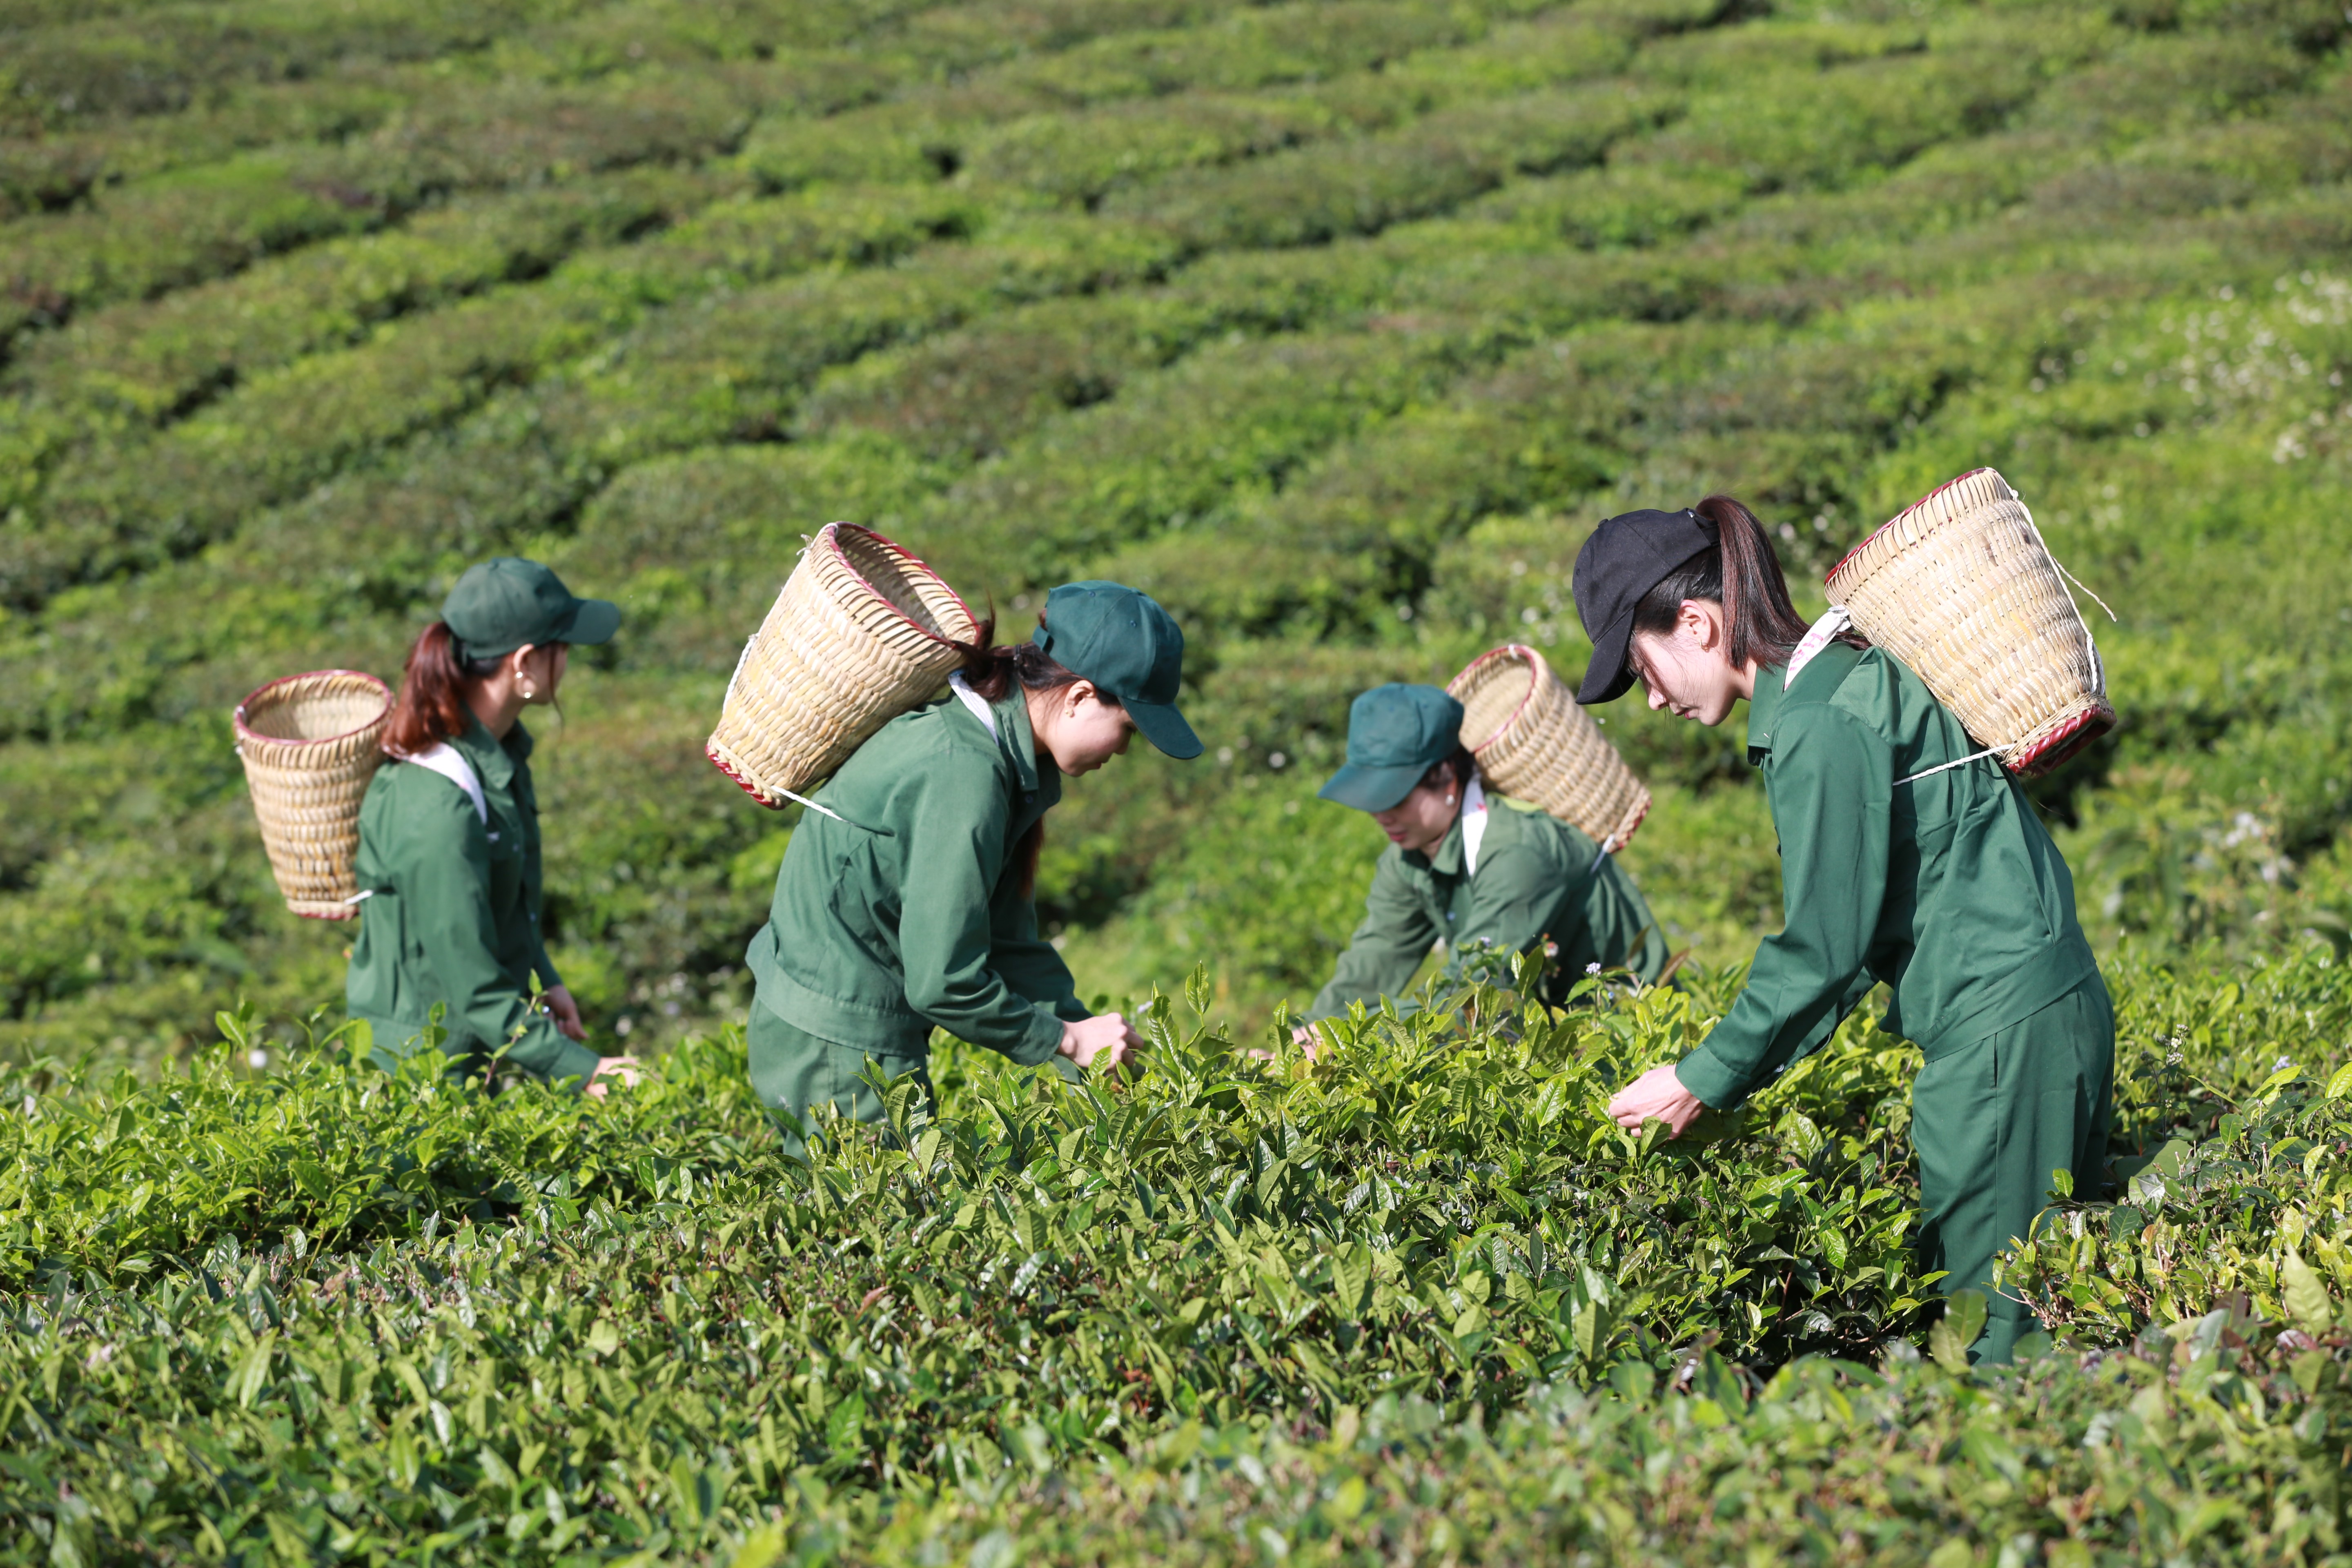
[1299,683,1669,1043]
[1577,498,2112,1364]
[742,581,1200,1149]
[347,557,641,1096]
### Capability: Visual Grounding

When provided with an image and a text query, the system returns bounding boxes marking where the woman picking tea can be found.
[348,557,641,1096]
[1576,499,2111,1364]
[1300,683,1669,1036]
[742,581,1200,1149]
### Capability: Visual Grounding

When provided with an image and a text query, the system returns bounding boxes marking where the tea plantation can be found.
[4,0,2352,1560]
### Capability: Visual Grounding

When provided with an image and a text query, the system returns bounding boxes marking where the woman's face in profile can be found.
[1037,682,1135,775]
[1629,600,1742,727]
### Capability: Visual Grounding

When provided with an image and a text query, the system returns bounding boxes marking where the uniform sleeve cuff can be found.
[1674,1051,1748,1111]
[539,1038,605,1092]
[1000,1005,1066,1069]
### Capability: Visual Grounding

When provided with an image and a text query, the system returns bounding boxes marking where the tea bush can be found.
[6,0,2352,1555]
[7,954,2352,1561]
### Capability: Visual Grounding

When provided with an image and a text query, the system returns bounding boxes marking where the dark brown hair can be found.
[959,608,1089,707]
[1628,495,1820,672]
[382,622,500,757]
[1417,747,1477,797]
[954,611,1096,898]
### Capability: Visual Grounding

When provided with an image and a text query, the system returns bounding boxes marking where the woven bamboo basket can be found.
[708,523,981,808]
[234,670,392,919]
[1448,644,1650,851]
[1825,467,2114,778]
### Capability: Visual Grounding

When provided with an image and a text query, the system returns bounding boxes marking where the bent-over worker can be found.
[1578,497,2111,1365]
[1299,682,1670,1041]
[743,581,1201,1149]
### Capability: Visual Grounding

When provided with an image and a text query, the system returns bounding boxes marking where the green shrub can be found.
[963,93,1341,207]
[1111,83,1682,251]
[7,951,2352,1559]
[11,170,722,424]
[921,328,1489,591]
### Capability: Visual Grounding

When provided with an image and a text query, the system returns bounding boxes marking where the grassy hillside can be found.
[4,0,2352,1559]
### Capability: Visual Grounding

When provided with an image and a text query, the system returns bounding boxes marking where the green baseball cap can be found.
[441,557,620,662]
[1033,581,1201,760]
[1319,684,1464,813]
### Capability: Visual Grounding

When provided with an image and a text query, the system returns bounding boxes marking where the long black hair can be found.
[1628,494,1821,670]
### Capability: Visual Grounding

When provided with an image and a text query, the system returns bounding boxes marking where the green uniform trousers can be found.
[1910,976,2115,1364]
[748,998,933,1157]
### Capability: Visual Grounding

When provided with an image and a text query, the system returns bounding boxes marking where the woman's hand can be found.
[541,985,588,1042]
[1059,1013,1143,1076]
[1608,1062,1706,1137]
[585,1054,643,1100]
[1249,1024,1322,1066]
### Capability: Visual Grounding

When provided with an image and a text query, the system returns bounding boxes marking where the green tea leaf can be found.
[2282,1248,2334,1335]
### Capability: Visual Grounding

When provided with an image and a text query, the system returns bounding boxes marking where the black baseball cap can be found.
[1570,509,1718,704]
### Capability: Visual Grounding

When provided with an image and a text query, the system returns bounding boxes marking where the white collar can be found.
[948,670,998,739]
[1459,772,1488,878]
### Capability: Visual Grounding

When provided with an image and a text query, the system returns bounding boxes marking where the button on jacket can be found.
[1305,793,1670,1022]
[744,684,1087,1066]
[1674,641,2102,1109]
[345,717,599,1085]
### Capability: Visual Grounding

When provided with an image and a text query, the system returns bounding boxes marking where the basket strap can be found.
[949,670,998,740]
[405,742,487,824]
[1459,774,1488,877]
[1783,606,1853,691]
[1895,745,2003,786]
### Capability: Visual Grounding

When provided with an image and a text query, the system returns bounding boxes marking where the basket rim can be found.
[1824,466,2004,588]
[1451,643,1546,754]
[233,668,392,747]
[2008,700,2116,778]
[816,521,980,649]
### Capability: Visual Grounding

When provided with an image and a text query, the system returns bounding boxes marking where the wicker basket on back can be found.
[234,669,392,919]
[1826,468,2114,778]
[708,523,981,808]
[1448,644,1650,851]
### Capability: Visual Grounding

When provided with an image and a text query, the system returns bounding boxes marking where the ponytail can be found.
[1628,495,1821,672]
[382,621,499,757]
[948,609,1089,900]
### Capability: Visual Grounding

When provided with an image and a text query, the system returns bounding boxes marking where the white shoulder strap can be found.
[1459,772,1489,878]
[405,742,488,824]
[948,670,999,739]
[1783,606,1853,690]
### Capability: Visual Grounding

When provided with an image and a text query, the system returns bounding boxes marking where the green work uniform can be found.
[1306,786,1671,1022]
[1675,641,2112,1363]
[345,717,600,1087]
[742,683,1088,1149]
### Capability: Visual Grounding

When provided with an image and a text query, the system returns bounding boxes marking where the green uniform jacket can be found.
[744,685,1087,1064]
[1675,642,2101,1109]
[345,717,600,1085]
[1305,791,1671,1022]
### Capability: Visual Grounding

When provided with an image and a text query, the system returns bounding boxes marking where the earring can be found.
[521,683,537,701]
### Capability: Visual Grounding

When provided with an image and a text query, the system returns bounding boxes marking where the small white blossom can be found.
[247,1048,269,1069]
[1586,962,1602,977]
